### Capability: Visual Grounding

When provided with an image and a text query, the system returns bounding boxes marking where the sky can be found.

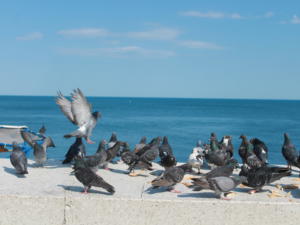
[0,0,300,99]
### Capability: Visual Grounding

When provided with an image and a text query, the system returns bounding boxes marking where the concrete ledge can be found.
[0,159,300,225]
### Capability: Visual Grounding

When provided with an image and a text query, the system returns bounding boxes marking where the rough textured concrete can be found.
[0,158,300,225]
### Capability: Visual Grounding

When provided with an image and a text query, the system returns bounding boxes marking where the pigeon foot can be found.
[170,189,182,193]
[248,189,257,194]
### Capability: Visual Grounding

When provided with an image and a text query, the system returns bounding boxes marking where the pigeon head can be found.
[92,111,101,119]
[240,135,248,142]
[140,136,147,144]
[162,136,169,144]
[196,140,202,147]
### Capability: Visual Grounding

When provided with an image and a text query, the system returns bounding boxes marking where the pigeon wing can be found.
[56,91,76,124]
[210,177,236,192]
[20,131,35,148]
[71,88,93,126]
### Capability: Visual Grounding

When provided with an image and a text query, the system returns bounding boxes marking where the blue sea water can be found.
[1,96,300,164]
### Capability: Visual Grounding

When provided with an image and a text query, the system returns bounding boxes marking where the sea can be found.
[1,96,300,164]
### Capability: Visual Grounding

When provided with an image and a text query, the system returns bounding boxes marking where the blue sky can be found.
[1,0,300,99]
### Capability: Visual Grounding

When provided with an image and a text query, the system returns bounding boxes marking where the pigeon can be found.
[151,164,192,193]
[135,137,161,157]
[160,154,177,170]
[159,136,174,158]
[128,137,161,175]
[201,159,239,180]
[240,135,263,169]
[38,125,46,137]
[134,136,147,153]
[21,131,55,166]
[188,141,205,174]
[281,133,300,171]
[210,133,220,151]
[239,165,291,194]
[62,137,86,164]
[10,142,28,174]
[205,135,228,168]
[121,143,139,168]
[108,133,117,148]
[79,140,108,172]
[56,88,101,144]
[238,135,248,165]
[73,158,115,194]
[219,136,234,158]
[250,138,269,164]
[192,176,245,200]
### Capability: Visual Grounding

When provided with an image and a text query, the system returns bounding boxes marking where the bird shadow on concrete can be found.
[109,168,129,175]
[144,186,169,194]
[58,185,113,195]
[178,192,217,199]
[3,167,27,178]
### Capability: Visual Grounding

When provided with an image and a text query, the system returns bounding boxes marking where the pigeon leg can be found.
[197,167,201,174]
[220,193,231,200]
[248,189,258,194]
[168,187,182,193]
[86,138,95,144]
[104,167,111,171]
[82,186,89,194]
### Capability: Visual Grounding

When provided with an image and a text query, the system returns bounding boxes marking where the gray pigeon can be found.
[73,159,115,194]
[21,131,55,166]
[78,140,108,172]
[56,88,101,144]
[192,176,244,200]
[10,142,28,174]
[134,136,147,153]
[151,164,192,193]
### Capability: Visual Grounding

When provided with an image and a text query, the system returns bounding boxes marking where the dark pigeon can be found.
[281,133,300,171]
[205,136,228,167]
[73,159,115,194]
[250,138,269,164]
[240,135,263,169]
[21,131,55,166]
[56,88,101,144]
[219,136,234,159]
[62,137,86,164]
[10,142,28,174]
[239,165,291,193]
[159,136,174,158]
[151,164,192,193]
[239,135,248,165]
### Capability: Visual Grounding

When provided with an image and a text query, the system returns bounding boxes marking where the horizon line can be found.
[0,94,299,101]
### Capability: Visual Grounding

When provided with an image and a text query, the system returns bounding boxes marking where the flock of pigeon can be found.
[8,88,300,200]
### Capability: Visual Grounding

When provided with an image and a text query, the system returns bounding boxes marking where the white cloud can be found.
[127,28,180,40]
[264,12,274,18]
[58,46,175,58]
[16,32,43,40]
[57,28,109,37]
[178,40,223,50]
[180,11,242,19]
[291,15,300,24]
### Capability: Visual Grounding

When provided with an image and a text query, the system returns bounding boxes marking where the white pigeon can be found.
[188,141,205,174]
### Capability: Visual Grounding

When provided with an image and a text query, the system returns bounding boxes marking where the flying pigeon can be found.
[56,88,101,144]
[21,131,55,166]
